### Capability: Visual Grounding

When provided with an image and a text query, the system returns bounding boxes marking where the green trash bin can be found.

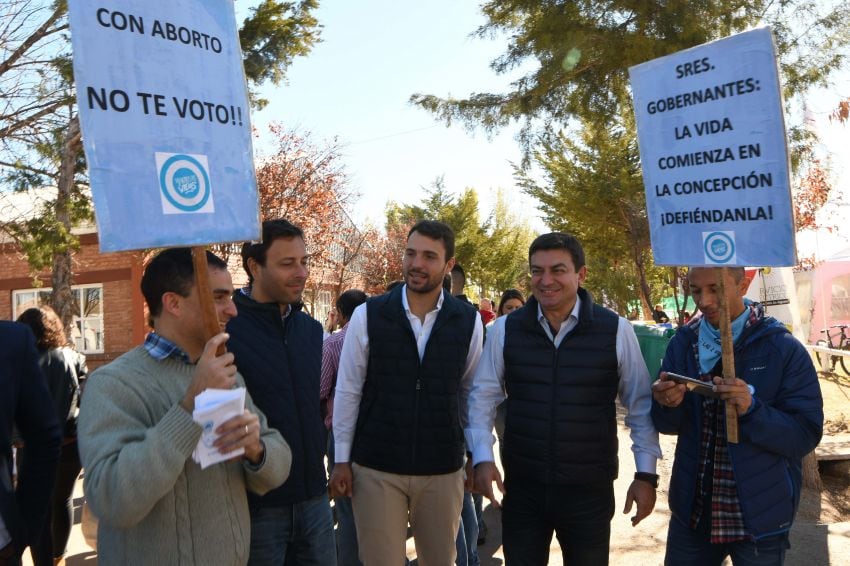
[632,324,676,380]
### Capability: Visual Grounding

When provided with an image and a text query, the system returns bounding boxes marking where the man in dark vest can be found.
[227,219,336,565]
[329,220,484,565]
[469,232,661,566]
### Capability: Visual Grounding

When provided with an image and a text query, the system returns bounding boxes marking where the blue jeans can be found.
[473,493,485,541]
[665,516,790,565]
[455,491,480,566]
[248,494,337,566]
[327,431,362,566]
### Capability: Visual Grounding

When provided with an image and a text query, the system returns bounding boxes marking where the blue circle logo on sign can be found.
[703,232,735,263]
[159,154,210,212]
[172,167,200,199]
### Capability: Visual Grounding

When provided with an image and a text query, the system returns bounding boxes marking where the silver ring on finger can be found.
[245,425,250,435]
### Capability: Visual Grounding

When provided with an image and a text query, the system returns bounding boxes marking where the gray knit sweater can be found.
[78,347,291,565]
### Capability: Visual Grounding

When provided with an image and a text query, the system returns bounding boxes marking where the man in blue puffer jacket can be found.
[651,266,822,565]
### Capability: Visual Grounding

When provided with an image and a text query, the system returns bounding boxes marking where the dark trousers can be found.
[502,479,614,566]
[19,440,81,565]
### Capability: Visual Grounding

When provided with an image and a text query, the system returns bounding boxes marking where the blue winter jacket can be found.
[651,312,823,540]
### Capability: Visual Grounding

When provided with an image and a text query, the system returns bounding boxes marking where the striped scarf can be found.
[689,302,763,542]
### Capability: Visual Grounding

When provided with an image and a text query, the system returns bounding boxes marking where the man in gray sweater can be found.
[78,248,291,565]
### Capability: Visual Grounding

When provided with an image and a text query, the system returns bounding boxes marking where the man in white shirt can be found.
[468,232,662,566]
[330,220,484,565]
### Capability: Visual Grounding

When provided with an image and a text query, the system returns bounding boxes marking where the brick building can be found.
[2,189,371,369]
[0,229,147,371]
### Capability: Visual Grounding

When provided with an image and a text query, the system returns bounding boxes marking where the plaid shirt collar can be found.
[144,332,192,364]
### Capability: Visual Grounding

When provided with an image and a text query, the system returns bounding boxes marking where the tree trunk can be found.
[619,203,653,316]
[49,115,82,341]
[802,451,822,490]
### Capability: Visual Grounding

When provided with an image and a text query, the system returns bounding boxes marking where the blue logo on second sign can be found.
[703,231,735,263]
[172,167,200,199]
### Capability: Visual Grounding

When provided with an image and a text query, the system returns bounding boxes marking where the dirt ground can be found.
[27,357,850,566]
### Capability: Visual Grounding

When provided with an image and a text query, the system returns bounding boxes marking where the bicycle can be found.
[815,324,850,374]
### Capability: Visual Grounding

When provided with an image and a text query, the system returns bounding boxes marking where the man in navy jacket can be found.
[652,267,823,565]
[227,219,335,566]
[0,322,61,565]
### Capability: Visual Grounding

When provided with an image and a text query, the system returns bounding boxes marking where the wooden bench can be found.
[816,433,850,461]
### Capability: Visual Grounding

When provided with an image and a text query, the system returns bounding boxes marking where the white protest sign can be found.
[629,28,795,267]
[69,0,260,252]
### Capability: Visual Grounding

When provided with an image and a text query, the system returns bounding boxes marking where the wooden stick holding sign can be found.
[716,267,739,443]
[192,246,227,357]
[630,29,795,444]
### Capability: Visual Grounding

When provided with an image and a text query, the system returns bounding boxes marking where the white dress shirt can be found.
[465,295,662,474]
[334,286,484,463]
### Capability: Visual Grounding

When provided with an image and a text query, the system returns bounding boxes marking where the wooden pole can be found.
[192,246,226,356]
[716,267,739,443]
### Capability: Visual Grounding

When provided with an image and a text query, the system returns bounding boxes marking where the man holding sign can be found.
[651,267,822,564]
[78,248,290,565]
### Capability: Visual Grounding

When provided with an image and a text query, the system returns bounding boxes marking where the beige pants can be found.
[351,463,464,566]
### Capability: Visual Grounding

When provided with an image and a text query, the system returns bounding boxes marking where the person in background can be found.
[450,265,472,304]
[651,267,823,565]
[652,304,670,324]
[497,289,525,318]
[16,307,86,566]
[321,289,368,566]
[479,299,496,326]
[0,322,61,566]
[324,308,339,340]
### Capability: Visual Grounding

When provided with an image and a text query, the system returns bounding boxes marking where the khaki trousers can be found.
[351,463,464,566]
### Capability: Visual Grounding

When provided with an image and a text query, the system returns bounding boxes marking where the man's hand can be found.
[651,372,687,408]
[330,462,353,498]
[473,461,505,508]
[623,479,656,526]
[181,333,237,412]
[713,376,753,416]
[214,410,264,464]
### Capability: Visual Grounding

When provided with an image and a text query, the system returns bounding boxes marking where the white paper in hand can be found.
[192,387,246,469]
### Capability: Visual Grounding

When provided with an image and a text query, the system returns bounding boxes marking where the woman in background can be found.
[17,306,86,566]
[497,289,525,318]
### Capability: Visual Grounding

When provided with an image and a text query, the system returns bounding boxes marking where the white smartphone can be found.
[664,372,721,398]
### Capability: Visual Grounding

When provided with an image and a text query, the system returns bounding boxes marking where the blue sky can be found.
[243,0,543,229]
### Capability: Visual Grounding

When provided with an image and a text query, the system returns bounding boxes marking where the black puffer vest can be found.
[352,287,477,475]
[502,288,620,486]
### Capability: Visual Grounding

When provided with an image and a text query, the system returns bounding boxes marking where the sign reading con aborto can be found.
[69,0,261,252]
[629,27,796,268]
